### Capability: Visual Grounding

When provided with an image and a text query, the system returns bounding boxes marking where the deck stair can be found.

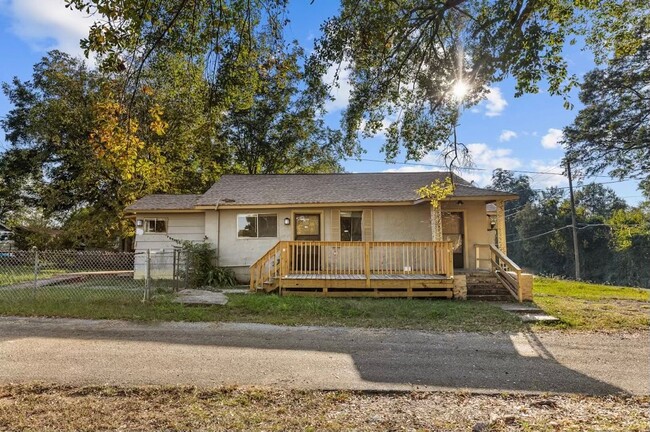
[466,271,516,301]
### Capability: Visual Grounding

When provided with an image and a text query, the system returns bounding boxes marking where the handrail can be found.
[250,241,454,293]
[488,244,523,302]
[249,241,284,292]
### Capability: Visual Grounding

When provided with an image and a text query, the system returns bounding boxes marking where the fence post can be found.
[32,247,39,297]
[143,249,151,302]
[184,249,190,289]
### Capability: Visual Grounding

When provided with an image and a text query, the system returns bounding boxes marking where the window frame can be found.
[237,213,278,239]
[143,218,168,234]
[340,210,363,242]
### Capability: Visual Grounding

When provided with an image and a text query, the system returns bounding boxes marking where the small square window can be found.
[144,219,166,234]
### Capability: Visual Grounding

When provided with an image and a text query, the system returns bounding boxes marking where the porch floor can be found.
[284,273,449,280]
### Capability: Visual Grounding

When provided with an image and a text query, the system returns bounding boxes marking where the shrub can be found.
[172,239,237,288]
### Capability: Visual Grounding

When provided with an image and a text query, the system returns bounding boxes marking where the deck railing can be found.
[475,243,523,302]
[250,241,454,292]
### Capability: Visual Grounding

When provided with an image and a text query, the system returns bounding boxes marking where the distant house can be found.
[0,222,12,242]
[125,172,532,301]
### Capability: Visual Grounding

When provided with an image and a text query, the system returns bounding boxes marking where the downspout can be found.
[214,200,221,266]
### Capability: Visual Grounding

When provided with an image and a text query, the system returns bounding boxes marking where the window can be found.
[237,214,277,238]
[144,219,167,234]
[340,211,362,241]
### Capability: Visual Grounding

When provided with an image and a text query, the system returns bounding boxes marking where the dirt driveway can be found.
[0,316,647,395]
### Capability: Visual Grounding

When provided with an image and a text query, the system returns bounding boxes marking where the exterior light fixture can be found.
[456,200,464,206]
[284,217,291,225]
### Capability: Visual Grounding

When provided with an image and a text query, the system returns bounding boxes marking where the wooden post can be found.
[364,242,371,288]
[496,200,507,254]
[430,205,443,241]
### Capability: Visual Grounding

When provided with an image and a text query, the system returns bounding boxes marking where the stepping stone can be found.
[499,304,543,313]
[519,313,560,323]
[173,289,228,305]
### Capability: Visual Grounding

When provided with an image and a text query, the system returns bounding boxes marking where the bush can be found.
[174,240,237,288]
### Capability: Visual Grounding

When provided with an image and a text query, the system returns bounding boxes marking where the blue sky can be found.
[0,0,643,204]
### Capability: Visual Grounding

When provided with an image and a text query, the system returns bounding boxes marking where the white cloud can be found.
[499,129,517,142]
[541,128,564,149]
[1,0,94,57]
[529,160,567,188]
[383,143,522,187]
[323,61,352,113]
[484,87,507,117]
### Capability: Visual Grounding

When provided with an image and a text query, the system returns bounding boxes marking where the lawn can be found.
[0,285,523,332]
[1,384,648,431]
[0,276,647,332]
[533,277,650,331]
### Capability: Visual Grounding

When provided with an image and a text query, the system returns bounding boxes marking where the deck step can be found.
[469,294,516,302]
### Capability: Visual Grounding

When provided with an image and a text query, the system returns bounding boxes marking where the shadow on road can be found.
[0,318,628,395]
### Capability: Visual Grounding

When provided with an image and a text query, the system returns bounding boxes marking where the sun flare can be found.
[451,80,470,100]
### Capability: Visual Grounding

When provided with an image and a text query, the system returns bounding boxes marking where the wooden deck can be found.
[250,241,456,298]
[280,272,453,298]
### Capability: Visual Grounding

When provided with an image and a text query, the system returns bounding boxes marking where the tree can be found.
[310,0,650,162]
[1,51,180,247]
[564,22,650,190]
[574,183,626,219]
[63,0,649,166]
[219,40,342,174]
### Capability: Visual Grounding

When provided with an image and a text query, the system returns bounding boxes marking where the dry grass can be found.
[0,384,648,431]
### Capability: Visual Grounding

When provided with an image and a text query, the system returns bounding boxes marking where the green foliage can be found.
[492,170,650,288]
[309,0,636,160]
[564,21,650,188]
[174,240,236,288]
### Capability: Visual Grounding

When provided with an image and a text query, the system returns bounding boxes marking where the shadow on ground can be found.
[0,317,636,395]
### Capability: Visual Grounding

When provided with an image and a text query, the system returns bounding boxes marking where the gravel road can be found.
[0,316,647,395]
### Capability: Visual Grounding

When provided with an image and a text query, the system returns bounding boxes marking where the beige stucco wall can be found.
[130,201,493,282]
[132,212,206,278]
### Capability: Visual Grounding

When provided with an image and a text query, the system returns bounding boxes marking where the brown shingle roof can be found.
[125,173,518,211]
[126,194,201,211]
[196,172,517,206]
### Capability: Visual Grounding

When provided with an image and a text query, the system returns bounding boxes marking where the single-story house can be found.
[126,172,532,301]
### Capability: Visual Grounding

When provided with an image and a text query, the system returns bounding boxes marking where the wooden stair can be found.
[466,271,516,302]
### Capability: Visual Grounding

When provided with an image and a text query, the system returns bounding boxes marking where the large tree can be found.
[310,0,650,162]
[563,22,650,192]
[64,0,650,166]
[219,39,342,174]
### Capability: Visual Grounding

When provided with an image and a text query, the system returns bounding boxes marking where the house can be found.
[0,222,13,250]
[0,222,11,242]
[125,172,533,301]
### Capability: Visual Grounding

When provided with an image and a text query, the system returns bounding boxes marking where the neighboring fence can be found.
[0,249,189,303]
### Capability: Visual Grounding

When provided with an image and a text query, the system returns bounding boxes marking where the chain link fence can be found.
[0,249,190,304]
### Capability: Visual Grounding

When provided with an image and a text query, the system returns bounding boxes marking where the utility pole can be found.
[566,158,581,280]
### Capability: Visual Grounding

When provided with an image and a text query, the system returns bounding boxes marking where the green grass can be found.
[0,284,522,332]
[0,276,647,332]
[0,266,65,287]
[533,277,650,331]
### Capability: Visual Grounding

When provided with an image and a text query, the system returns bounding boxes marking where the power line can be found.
[344,157,623,178]
[507,225,573,244]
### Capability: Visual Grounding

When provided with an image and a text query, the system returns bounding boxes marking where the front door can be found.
[294,214,321,271]
[442,211,465,269]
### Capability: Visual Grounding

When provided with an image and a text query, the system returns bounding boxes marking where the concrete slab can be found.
[520,314,560,323]
[499,304,543,313]
[173,289,228,305]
